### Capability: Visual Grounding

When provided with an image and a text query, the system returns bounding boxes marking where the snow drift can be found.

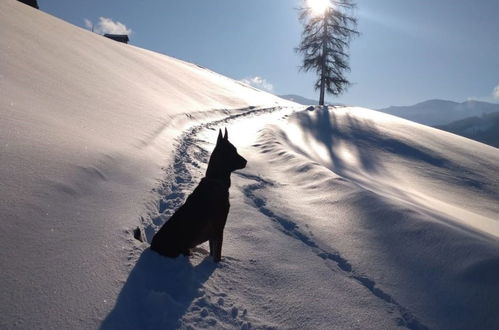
[265,107,499,238]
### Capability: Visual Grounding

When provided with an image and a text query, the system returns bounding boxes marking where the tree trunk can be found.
[319,75,325,105]
[319,15,328,106]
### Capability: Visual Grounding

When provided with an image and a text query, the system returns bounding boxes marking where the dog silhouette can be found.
[151,128,247,262]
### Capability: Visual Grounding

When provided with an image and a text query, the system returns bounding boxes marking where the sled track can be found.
[239,172,429,330]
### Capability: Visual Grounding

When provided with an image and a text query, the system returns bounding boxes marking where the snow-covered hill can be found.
[1,1,499,329]
[101,105,499,329]
[379,99,499,126]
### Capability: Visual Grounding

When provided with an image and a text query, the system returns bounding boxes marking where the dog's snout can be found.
[239,156,247,169]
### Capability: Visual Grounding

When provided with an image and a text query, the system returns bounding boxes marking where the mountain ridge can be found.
[378,99,499,126]
[436,111,499,147]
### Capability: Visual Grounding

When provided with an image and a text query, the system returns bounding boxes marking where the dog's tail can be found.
[133,226,144,242]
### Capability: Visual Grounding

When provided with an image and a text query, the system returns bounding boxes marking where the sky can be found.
[38,0,499,109]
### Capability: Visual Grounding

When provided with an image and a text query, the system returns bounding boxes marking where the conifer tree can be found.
[296,0,358,105]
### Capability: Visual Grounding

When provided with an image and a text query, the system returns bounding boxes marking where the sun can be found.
[308,0,331,16]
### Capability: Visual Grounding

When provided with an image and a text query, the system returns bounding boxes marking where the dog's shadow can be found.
[100,248,217,330]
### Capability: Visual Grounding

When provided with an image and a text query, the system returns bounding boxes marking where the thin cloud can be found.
[466,97,482,102]
[493,85,499,100]
[240,76,274,92]
[83,18,93,30]
[84,17,132,35]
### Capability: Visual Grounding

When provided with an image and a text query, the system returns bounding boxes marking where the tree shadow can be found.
[100,248,217,330]
[292,107,449,177]
[288,108,497,196]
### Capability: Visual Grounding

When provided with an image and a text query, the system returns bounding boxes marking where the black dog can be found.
[151,128,247,262]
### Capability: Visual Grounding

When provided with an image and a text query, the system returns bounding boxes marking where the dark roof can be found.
[18,0,39,9]
[103,34,129,44]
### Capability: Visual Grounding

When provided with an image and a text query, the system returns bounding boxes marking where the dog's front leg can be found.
[209,234,223,262]
[181,248,192,257]
[209,240,215,257]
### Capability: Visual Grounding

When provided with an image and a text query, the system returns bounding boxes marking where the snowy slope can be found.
[0,1,294,329]
[102,106,499,330]
[2,1,499,329]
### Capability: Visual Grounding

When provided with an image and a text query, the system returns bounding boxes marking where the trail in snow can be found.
[239,172,427,330]
[140,105,290,243]
[104,106,296,330]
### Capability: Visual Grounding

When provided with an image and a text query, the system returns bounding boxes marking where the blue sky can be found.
[39,0,499,108]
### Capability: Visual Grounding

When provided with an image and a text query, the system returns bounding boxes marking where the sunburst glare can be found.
[308,0,331,16]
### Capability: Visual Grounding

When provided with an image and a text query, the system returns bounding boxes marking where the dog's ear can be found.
[224,128,228,140]
[217,129,223,143]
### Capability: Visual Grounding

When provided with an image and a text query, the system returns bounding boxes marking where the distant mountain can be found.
[436,111,499,148]
[278,94,345,106]
[379,99,499,126]
[279,94,319,105]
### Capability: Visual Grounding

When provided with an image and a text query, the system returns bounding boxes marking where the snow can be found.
[2,1,499,329]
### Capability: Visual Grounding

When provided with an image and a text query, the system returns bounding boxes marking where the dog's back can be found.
[151,128,246,262]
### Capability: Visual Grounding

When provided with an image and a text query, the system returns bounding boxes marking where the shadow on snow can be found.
[100,248,216,330]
